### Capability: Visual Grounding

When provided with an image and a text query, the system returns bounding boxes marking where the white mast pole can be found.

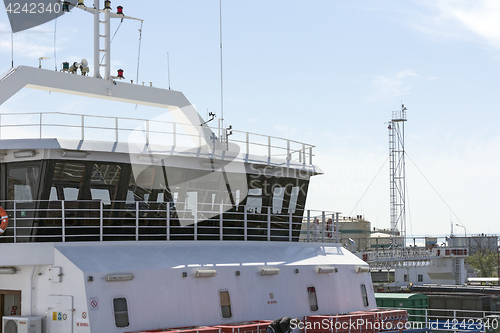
[104,9,111,80]
[93,0,100,78]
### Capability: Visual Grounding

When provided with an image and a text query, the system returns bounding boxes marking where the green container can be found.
[375,293,429,323]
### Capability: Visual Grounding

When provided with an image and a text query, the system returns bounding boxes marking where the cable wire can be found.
[347,154,390,219]
[405,152,465,226]
[136,20,143,85]
[100,18,123,64]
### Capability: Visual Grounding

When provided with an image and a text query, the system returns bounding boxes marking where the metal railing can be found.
[0,112,315,165]
[378,306,500,333]
[0,200,339,243]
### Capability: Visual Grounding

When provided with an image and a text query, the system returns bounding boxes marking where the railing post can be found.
[115,117,118,142]
[81,115,84,141]
[287,140,290,160]
[268,136,271,159]
[302,143,306,165]
[62,200,65,242]
[39,113,42,138]
[173,123,176,146]
[99,201,103,242]
[289,212,293,242]
[309,147,313,165]
[135,202,140,241]
[307,210,310,243]
[13,201,16,243]
[146,120,150,145]
[246,132,249,156]
[267,208,271,241]
[166,205,170,241]
[321,211,325,243]
[194,213,198,241]
[244,207,247,241]
[335,212,340,243]
[219,203,223,241]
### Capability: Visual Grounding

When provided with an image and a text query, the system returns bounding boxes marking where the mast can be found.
[388,104,407,247]
[93,0,100,78]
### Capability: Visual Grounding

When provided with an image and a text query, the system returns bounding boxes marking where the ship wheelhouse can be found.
[0,128,317,243]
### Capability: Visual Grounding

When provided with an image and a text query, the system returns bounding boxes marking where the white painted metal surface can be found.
[0,242,375,332]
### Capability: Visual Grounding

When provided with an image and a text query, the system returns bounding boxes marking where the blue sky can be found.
[1,1,499,238]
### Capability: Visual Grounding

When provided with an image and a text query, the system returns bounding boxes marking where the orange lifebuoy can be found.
[0,207,8,234]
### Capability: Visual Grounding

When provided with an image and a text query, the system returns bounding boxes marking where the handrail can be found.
[0,112,315,164]
[377,306,500,333]
[0,199,339,244]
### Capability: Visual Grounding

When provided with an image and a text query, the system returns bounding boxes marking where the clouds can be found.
[369,70,419,101]
[415,0,500,49]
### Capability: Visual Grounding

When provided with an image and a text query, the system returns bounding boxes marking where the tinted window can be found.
[113,297,129,328]
[219,290,232,319]
[8,166,40,201]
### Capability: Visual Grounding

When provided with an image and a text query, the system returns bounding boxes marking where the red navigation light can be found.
[117,6,123,14]
[117,69,124,78]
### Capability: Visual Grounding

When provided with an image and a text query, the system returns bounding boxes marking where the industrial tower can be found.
[388,104,407,247]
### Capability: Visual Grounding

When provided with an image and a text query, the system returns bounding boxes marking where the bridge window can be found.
[8,166,40,201]
[51,162,84,200]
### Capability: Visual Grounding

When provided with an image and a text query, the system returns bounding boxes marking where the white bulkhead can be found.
[0,241,375,332]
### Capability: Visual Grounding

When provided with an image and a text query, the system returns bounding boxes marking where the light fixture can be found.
[0,267,16,274]
[117,5,123,14]
[62,1,70,12]
[195,269,217,278]
[106,273,134,281]
[317,266,336,274]
[117,69,124,79]
[62,150,88,158]
[235,271,240,276]
[14,150,35,158]
[78,0,84,5]
[356,266,370,273]
[38,56,50,68]
[182,272,187,278]
[104,0,111,10]
[261,268,280,276]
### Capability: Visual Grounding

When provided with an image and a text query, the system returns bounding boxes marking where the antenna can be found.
[388,103,407,247]
[11,31,14,68]
[219,0,224,140]
[167,52,171,90]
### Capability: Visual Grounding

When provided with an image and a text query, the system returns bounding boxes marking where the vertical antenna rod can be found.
[219,0,224,137]
[167,52,171,90]
[11,31,14,68]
